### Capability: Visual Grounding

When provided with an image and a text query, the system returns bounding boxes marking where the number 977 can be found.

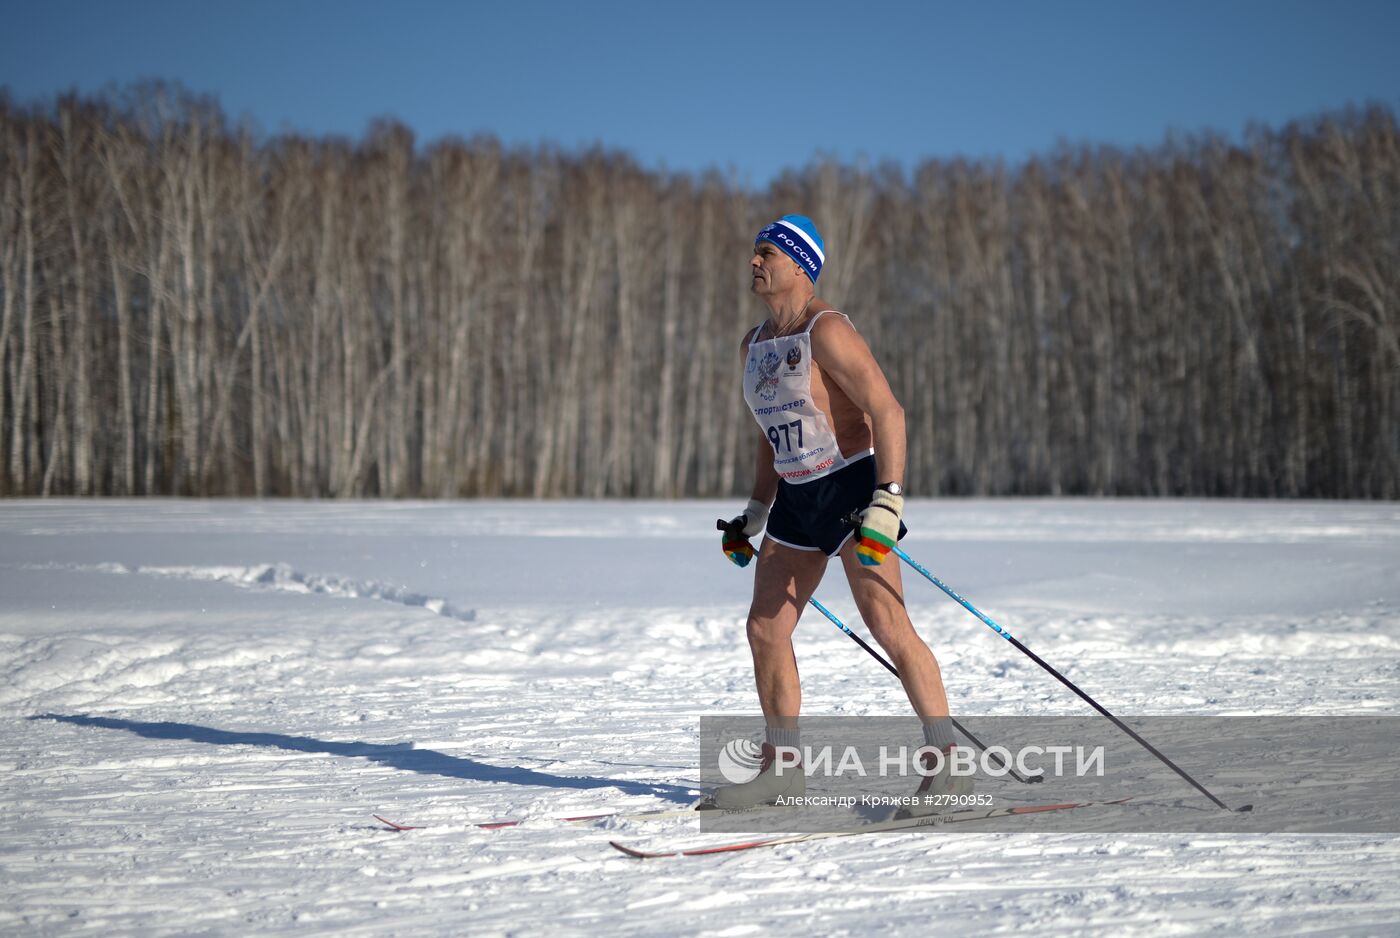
[767,420,803,454]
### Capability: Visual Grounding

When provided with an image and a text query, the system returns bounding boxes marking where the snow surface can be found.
[3,498,1399,935]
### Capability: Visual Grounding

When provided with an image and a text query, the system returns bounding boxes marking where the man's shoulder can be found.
[809,308,856,342]
[810,309,876,376]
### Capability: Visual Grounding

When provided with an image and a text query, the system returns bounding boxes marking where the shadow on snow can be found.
[31,713,695,803]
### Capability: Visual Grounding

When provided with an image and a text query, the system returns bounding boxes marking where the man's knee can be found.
[864,606,919,650]
[856,587,908,629]
[746,615,790,650]
[848,567,907,613]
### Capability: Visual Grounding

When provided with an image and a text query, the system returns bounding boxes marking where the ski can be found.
[374,806,699,831]
[609,797,1134,858]
[373,799,790,832]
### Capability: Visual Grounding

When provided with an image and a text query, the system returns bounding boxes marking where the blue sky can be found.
[4,0,1398,185]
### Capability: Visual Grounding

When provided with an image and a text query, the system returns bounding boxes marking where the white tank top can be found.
[742,310,873,485]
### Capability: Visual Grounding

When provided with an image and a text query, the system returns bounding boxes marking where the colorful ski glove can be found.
[722,498,769,567]
[855,489,904,566]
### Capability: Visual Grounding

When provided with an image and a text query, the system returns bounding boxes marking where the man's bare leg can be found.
[838,539,949,718]
[747,536,829,724]
[707,537,828,810]
[839,539,971,816]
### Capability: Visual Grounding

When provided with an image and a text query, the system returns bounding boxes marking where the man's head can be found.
[751,215,824,298]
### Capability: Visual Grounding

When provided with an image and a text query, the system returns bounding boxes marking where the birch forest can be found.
[1,87,1396,499]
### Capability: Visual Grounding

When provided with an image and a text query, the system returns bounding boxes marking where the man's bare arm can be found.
[739,328,781,506]
[810,315,907,486]
[751,429,780,505]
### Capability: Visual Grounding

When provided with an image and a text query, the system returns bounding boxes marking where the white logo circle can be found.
[716,738,764,784]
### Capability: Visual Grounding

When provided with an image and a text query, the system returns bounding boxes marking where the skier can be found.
[713,214,969,816]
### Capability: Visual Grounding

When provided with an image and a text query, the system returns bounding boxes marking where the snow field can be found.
[2,499,1399,935]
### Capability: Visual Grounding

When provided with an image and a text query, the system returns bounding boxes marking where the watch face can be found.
[882,482,903,497]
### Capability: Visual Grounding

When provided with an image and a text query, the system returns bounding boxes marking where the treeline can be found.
[1,87,1396,499]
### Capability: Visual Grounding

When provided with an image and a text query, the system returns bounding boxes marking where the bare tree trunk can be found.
[0,121,20,494]
[57,103,95,494]
[8,121,40,492]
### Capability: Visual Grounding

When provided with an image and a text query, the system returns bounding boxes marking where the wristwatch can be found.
[877,482,904,497]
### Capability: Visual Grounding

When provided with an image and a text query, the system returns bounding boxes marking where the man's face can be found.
[750,240,807,296]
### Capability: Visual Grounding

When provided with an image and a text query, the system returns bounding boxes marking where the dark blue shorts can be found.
[766,456,906,557]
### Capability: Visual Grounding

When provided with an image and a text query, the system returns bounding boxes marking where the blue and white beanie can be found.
[756,214,825,283]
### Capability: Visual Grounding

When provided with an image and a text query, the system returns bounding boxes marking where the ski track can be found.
[7,559,479,623]
[1,499,1398,936]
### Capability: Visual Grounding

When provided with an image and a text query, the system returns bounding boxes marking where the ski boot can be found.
[701,743,805,811]
[893,747,974,820]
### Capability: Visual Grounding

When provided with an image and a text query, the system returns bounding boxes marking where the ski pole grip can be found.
[844,508,908,542]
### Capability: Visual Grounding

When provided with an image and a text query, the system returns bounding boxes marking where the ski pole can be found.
[716,518,1041,784]
[843,512,1250,812]
[804,595,1042,784]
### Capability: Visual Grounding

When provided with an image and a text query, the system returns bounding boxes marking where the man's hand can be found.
[720,499,769,567]
[855,489,903,566]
